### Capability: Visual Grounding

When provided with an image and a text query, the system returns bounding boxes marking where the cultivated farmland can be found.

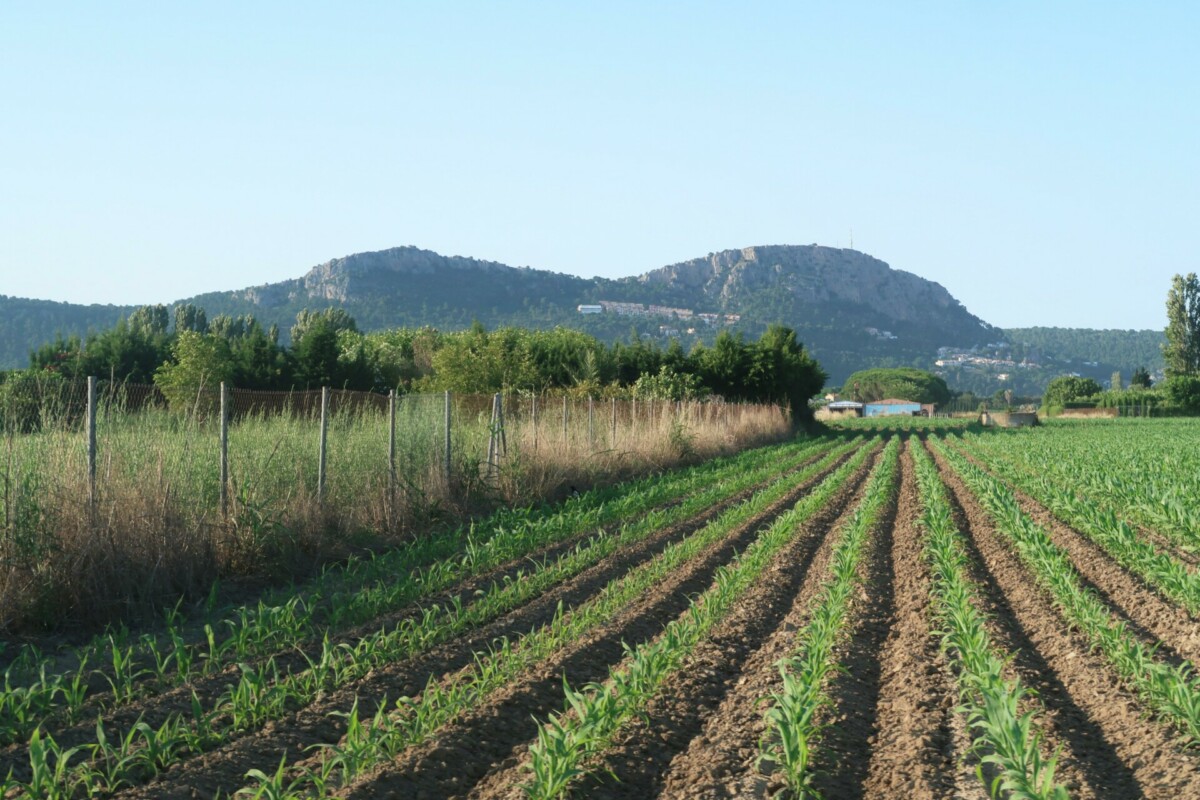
[3,419,1200,798]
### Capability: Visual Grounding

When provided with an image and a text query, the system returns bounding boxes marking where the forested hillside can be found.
[1003,327,1164,372]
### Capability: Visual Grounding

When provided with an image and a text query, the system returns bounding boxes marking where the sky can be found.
[1,2,1195,330]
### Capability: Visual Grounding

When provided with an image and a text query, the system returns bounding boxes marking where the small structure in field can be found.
[577,304,603,314]
[864,398,928,417]
[816,400,864,420]
[980,411,1039,428]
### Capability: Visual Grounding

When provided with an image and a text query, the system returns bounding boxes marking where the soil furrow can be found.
[804,440,900,800]
[955,443,1200,665]
[931,441,1200,799]
[3,447,830,763]
[336,451,877,800]
[116,448,865,800]
[860,441,958,800]
[653,452,879,800]
[479,444,882,800]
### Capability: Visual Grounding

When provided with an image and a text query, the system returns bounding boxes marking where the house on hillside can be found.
[864,398,932,417]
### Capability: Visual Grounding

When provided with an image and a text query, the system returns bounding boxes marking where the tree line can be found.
[2,303,827,426]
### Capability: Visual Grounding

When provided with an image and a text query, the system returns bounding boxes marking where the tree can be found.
[153,332,233,414]
[1130,366,1152,389]
[1111,370,1123,392]
[290,307,358,344]
[173,303,208,334]
[841,368,949,405]
[1163,273,1200,375]
[1041,375,1102,411]
[127,304,170,338]
[1164,374,1200,413]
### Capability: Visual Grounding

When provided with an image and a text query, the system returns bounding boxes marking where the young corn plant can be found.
[522,440,886,798]
[912,443,1068,799]
[758,437,899,798]
[933,436,1200,746]
[237,440,871,800]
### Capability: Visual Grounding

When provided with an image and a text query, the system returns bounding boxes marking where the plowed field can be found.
[4,422,1200,799]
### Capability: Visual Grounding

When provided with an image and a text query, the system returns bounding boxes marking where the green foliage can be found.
[172,303,208,334]
[842,367,949,405]
[1041,375,1102,411]
[1164,273,1200,375]
[1163,373,1200,414]
[633,364,705,401]
[153,332,234,414]
[0,370,73,433]
[289,307,358,344]
[1131,366,1153,388]
[1004,327,1166,373]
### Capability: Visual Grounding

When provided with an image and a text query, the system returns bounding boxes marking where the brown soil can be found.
[340,448,878,800]
[112,446,865,800]
[0,449,842,791]
[858,441,959,800]
[930,441,1200,799]
[953,441,1200,664]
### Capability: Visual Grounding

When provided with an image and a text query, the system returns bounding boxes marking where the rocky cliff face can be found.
[639,245,973,325]
[237,247,556,308]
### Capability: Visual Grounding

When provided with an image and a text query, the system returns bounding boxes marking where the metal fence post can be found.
[486,392,498,477]
[87,376,97,511]
[531,394,538,452]
[610,397,617,446]
[317,386,329,506]
[388,389,397,525]
[219,382,229,518]
[444,390,452,487]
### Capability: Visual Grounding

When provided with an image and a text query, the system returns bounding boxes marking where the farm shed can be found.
[864,398,925,417]
[816,400,864,419]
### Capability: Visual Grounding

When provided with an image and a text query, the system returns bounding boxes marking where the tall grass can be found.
[0,387,790,632]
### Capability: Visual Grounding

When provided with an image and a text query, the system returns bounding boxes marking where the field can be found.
[2,418,1200,798]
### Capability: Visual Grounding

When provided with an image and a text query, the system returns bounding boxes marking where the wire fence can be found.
[0,375,791,628]
[0,376,787,534]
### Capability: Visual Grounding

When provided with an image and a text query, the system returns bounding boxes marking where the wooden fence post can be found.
[317,386,329,506]
[562,396,568,443]
[219,382,229,518]
[588,396,594,451]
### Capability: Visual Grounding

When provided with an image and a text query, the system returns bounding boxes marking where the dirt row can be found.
[0,445,842,784]
[110,445,865,799]
[17,431,1200,799]
[929,441,1200,799]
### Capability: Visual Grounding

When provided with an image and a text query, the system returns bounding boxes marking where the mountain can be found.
[0,296,134,369]
[0,244,1080,386]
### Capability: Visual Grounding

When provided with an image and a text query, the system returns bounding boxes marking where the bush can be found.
[1163,374,1200,414]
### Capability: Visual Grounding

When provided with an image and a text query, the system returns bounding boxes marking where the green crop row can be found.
[1,440,849,798]
[233,441,875,799]
[911,443,1068,799]
[758,436,899,797]
[0,437,824,745]
[964,422,1200,553]
[519,440,888,799]
[952,434,1200,616]
[933,437,1200,746]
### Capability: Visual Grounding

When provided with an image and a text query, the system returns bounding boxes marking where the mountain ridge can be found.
[0,244,1162,389]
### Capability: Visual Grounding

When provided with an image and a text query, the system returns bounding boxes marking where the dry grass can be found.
[0,394,791,633]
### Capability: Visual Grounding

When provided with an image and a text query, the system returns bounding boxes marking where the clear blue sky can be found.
[2,2,1195,330]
